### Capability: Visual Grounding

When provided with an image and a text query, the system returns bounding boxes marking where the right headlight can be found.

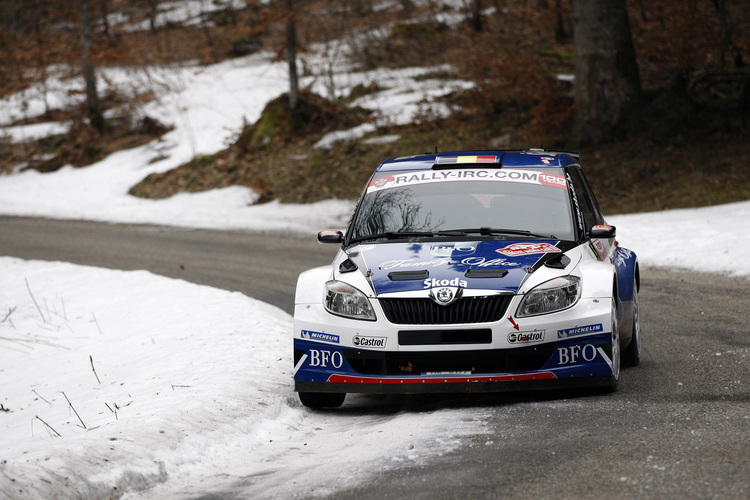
[516,276,581,317]
[324,280,376,321]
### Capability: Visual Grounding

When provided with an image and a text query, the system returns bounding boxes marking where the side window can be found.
[576,169,606,223]
[567,168,600,233]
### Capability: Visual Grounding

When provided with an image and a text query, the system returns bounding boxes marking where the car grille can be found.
[379,295,512,325]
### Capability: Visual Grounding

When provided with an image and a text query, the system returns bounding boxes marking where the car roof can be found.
[376,149,580,172]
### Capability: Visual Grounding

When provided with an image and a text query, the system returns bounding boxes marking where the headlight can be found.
[324,281,376,321]
[516,276,581,317]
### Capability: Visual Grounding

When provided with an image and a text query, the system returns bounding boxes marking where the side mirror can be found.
[590,224,616,239]
[317,230,344,244]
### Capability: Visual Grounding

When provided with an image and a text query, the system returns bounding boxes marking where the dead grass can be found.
[0,113,171,174]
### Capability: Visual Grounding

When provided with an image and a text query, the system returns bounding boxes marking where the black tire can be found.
[622,274,641,367]
[607,296,621,392]
[298,392,346,409]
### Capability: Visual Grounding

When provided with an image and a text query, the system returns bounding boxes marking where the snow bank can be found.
[0,257,489,499]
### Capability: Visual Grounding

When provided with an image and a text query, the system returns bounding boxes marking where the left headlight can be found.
[516,276,581,317]
[324,280,376,321]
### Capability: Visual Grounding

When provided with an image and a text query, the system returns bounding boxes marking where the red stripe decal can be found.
[475,155,498,163]
[327,372,557,384]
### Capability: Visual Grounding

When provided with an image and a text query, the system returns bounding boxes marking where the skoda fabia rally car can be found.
[293,149,641,408]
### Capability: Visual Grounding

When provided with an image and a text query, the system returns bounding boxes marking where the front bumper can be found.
[293,297,616,394]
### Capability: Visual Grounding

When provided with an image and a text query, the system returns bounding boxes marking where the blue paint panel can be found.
[543,332,614,378]
[359,240,560,295]
[294,338,356,383]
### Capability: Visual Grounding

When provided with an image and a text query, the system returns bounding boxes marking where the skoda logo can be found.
[430,286,462,306]
[436,288,454,303]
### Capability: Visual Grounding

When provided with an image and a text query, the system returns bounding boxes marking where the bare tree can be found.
[80,0,104,131]
[468,0,483,32]
[570,0,642,145]
[148,0,158,34]
[286,0,299,110]
[711,0,744,69]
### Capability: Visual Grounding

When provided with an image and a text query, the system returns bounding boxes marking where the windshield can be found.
[348,167,575,242]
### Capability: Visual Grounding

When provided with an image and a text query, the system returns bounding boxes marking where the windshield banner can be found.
[366,169,567,194]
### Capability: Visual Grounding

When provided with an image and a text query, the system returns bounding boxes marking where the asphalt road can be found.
[0,216,338,314]
[2,216,748,499]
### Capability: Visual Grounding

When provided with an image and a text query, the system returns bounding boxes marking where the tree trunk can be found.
[80,0,105,132]
[286,0,299,111]
[6,0,20,36]
[100,0,111,39]
[469,0,483,32]
[149,0,158,34]
[570,0,642,145]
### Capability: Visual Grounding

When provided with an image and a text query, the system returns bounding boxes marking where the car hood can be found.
[349,240,575,296]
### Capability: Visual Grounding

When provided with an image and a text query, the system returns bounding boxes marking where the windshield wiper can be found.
[349,231,436,244]
[442,227,559,239]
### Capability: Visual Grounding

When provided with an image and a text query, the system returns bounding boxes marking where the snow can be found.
[1,27,749,500]
[1,258,484,499]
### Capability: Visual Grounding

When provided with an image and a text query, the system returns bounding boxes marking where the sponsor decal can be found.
[308,349,344,368]
[539,156,557,164]
[588,243,602,261]
[461,256,524,268]
[496,242,562,257]
[366,169,569,194]
[593,239,608,260]
[557,324,603,339]
[507,331,545,344]
[353,336,387,348]
[381,256,525,271]
[301,330,340,344]
[557,344,598,365]
[430,242,478,257]
[423,277,468,289]
[539,173,566,188]
[436,155,498,164]
[421,371,473,376]
[380,258,451,270]
[508,316,520,331]
[567,173,585,232]
[369,176,395,190]
[615,247,634,268]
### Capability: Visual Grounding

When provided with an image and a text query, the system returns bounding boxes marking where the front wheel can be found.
[622,274,641,367]
[298,392,346,409]
[607,297,621,391]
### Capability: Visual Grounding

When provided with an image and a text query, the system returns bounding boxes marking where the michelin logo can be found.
[557,323,603,339]
[301,330,340,344]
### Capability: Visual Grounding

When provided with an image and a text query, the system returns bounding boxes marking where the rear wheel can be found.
[298,392,346,409]
[622,275,641,367]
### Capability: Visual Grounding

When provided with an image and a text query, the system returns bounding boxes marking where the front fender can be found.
[295,266,332,304]
[615,246,639,302]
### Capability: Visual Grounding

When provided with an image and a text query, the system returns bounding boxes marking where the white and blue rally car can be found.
[293,149,640,408]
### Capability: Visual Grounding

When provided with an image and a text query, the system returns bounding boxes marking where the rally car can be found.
[293,149,640,408]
